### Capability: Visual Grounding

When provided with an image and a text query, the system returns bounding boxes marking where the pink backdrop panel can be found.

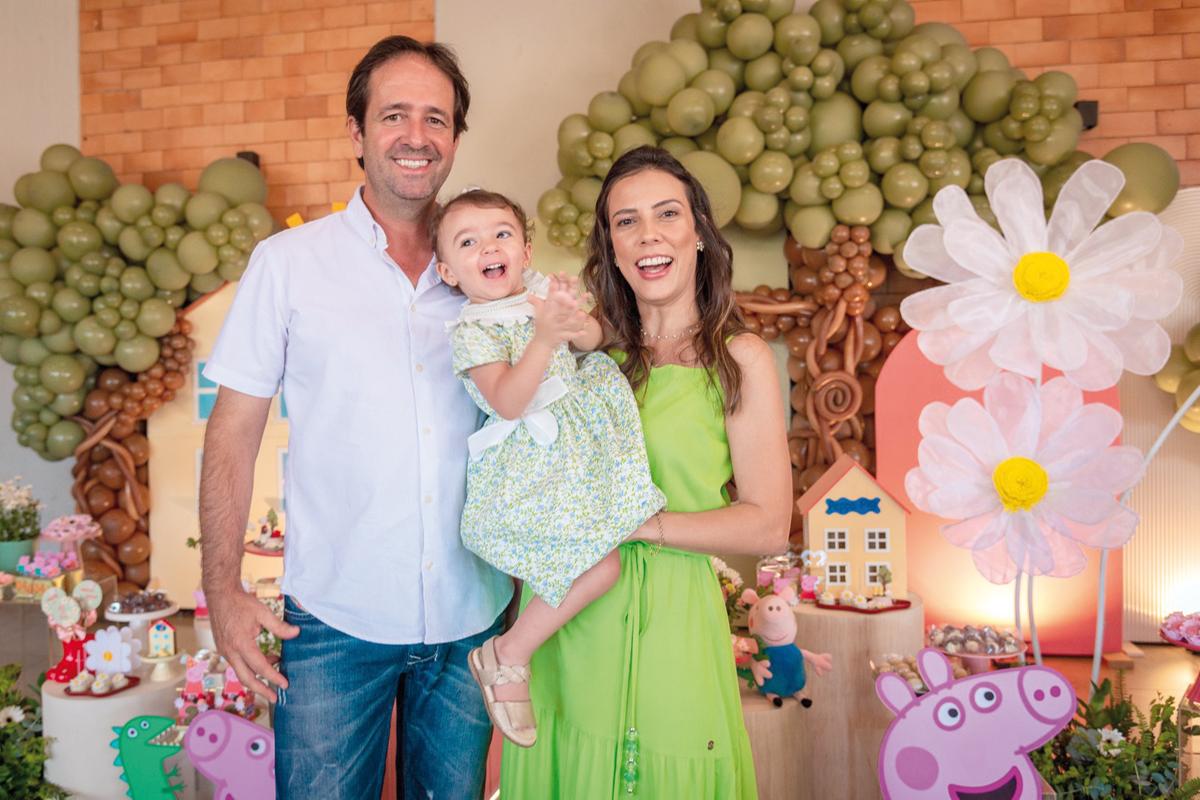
[874,332,1123,655]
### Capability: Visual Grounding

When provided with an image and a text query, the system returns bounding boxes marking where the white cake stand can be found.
[105,603,179,659]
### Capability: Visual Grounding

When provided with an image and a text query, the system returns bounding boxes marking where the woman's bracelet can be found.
[648,511,665,556]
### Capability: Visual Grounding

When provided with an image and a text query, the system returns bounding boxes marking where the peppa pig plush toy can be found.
[741,588,833,708]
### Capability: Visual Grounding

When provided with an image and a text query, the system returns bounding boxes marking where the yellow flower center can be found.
[992,457,1049,512]
[1012,252,1070,302]
[103,652,113,662]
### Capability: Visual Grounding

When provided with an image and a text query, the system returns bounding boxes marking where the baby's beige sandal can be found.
[467,636,537,748]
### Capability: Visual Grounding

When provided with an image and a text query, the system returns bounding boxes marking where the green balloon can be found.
[870,208,913,254]
[788,204,837,248]
[118,225,153,263]
[1022,115,1079,165]
[1103,142,1181,216]
[882,163,929,209]
[1041,150,1093,207]
[119,266,156,301]
[837,33,884,72]
[716,116,766,165]
[45,420,84,461]
[632,40,669,68]
[110,184,154,224]
[963,71,1016,123]
[708,48,745,89]
[67,157,118,201]
[744,52,784,92]
[1034,70,1078,105]
[18,336,51,367]
[696,9,728,49]
[735,186,782,231]
[833,183,884,225]
[0,334,20,364]
[49,389,84,417]
[9,248,56,286]
[93,206,124,245]
[42,323,78,354]
[0,278,21,301]
[185,191,231,230]
[660,137,699,159]
[850,55,891,103]
[612,123,658,157]
[537,188,570,223]
[133,297,176,338]
[671,12,700,41]
[680,151,742,228]
[910,22,967,48]
[56,221,103,261]
[617,71,652,116]
[775,13,822,60]
[25,171,77,214]
[0,204,17,240]
[636,53,687,107]
[667,39,708,82]
[749,150,794,194]
[666,88,716,137]
[237,203,274,240]
[0,295,41,337]
[154,182,191,211]
[114,334,160,373]
[199,157,267,206]
[727,13,774,60]
[557,114,592,150]
[146,248,191,290]
[40,144,82,173]
[569,178,603,214]
[12,208,56,249]
[929,148,973,192]
[177,232,219,275]
[863,100,912,138]
[806,93,863,157]
[690,70,737,116]
[190,270,225,295]
[587,91,634,134]
[38,353,85,393]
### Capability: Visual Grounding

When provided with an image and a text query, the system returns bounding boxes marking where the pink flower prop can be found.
[905,373,1143,584]
[900,158,1183,391]
[40,515,101,559]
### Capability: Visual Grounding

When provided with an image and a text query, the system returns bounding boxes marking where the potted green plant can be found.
[0,665,66,799]
[0,479,40,574]
[1034,672,1200,798]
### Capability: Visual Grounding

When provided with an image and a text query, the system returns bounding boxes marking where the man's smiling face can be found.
[351,54,459,207]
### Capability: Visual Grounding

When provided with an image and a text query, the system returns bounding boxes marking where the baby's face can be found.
[436,205,530,304]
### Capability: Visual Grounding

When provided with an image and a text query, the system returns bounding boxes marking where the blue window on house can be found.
[196,361,217,421]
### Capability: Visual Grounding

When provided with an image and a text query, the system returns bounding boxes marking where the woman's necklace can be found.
[641,323,698,341]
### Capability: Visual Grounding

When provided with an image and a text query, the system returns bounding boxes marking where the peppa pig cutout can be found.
[876,648,1074,799]
[184,709,275,799]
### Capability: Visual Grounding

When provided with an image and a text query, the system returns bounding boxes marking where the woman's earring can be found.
[696,240,705,252]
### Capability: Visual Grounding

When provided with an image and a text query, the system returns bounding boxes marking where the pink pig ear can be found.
[740,589,759,606]
[876,672,916,716]
[917,647,954,690]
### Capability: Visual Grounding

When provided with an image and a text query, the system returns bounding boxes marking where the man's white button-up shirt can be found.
[203,189,512,644]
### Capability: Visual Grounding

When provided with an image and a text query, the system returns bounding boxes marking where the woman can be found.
[500,146,792,798]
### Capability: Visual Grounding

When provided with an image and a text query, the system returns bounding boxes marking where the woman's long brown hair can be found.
[581,146,746,413]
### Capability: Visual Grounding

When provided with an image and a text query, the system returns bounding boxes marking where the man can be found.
[198,36,512,798]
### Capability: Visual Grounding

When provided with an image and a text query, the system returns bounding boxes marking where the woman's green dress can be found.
[500,364,758,799]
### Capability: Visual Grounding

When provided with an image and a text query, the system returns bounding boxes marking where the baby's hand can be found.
[531,282,583,347]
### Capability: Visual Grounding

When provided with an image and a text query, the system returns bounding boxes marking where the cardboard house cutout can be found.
[147,619,176,658]
[147,284,286,607]
[797,452,910,599]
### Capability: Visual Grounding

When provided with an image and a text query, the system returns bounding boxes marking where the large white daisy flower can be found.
[905,373,1143,583]
[84,625,137,675]
[900,158,1183,391]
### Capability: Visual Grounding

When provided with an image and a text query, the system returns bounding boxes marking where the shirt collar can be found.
[344,186,443,287]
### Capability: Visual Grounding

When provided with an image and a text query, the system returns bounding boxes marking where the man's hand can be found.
[208,587,298,703]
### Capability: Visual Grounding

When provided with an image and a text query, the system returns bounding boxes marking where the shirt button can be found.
[422,426,431,435]
[424,494,432,504]
[410,304,416,312]
[424,561,433,571]
[415,363,424,373]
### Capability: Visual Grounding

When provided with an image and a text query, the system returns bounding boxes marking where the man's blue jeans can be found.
[274,596,499,799]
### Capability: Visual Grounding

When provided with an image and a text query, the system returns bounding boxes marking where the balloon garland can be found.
[2,145,273,589]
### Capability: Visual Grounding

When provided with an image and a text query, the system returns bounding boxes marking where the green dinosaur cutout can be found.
[109,715,183,799]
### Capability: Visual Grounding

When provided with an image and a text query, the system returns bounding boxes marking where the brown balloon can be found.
[787,437,806,468]
[96,460,125,490]
[791,267,819,294]
[859,375,877,415]
[97,368,129,392]
[867,257,888,289]
[874,305,901,332]
[818,350,842,373]
[787,355,806,383]
[110,417,137,440]
[118,533,151,565]
[790,383,807,413]
[841,438,872,469]
[84,389,111,420]
[86,485,116,516]
[124,560,150,586]
[124,434,151,466]
[100,508,136,545]
[860,322,883,362]
[798,465,827,493]
[783,235,806,268]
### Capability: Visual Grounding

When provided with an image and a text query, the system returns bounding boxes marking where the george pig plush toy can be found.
[742,588,833,707]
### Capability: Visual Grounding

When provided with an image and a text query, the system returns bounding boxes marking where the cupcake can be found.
[68,671,93,693]
[853,594,869,610]
[818,590,835,605]
[111,673,129,690]
[91,673,112,694]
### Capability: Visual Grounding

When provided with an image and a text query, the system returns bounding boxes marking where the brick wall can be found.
[79,0,433,221]
[911,0,1200,184]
